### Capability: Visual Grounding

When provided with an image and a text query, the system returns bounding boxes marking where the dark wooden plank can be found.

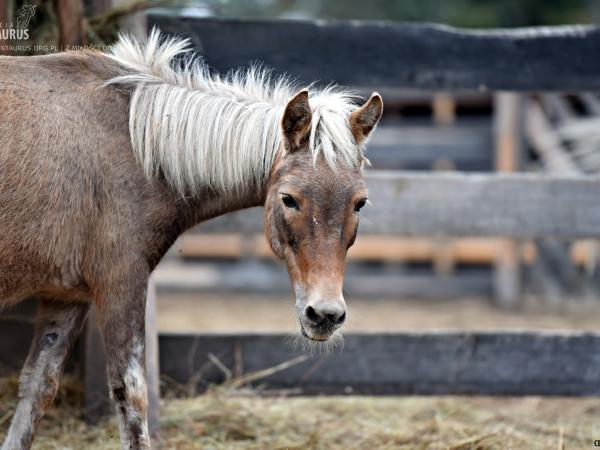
[192,172,600,238]
[359,88,490,107]
[150,15,600,91]
[159,332,600,395]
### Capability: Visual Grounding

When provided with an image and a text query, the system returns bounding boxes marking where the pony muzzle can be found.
[298,295,347,341]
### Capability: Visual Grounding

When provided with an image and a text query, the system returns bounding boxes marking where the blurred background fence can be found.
[151,15,600,308]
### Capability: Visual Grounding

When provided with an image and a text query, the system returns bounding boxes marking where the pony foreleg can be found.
[95,277,150,450]
[2,300,89,450]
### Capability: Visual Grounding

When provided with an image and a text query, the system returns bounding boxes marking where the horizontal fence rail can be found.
[160,332,600,396]
[195,172,600,238]
[366,122,493,171]
[154,260,492,298]
[151,15,600,91]
[4,321,598,396]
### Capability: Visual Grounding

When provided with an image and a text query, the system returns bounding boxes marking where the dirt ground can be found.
[156,293,600,333]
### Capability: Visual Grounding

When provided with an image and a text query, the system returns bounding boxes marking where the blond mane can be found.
[105,28,364,195]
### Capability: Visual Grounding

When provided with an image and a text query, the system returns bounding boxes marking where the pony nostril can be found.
[304,305,322,325]
[326,311,346,325]
[306,303,346,327]
[334,311,346,325]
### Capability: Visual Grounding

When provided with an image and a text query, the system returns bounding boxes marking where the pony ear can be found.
[349,93,383,145]
[281,89,312,151]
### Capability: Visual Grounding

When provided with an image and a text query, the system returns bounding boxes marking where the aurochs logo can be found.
[0,3,36,41]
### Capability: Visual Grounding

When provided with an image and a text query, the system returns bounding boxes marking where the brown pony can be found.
[0,30,382,449]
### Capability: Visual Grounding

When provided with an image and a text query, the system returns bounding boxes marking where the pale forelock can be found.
[104,28,364,195]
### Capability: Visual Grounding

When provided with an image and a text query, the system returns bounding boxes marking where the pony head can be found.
[265,90,383,342]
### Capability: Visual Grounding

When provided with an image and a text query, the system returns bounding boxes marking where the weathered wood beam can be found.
[55,0,86,49]
[359,121,493,171]
[492,93,524,307]
[432,93,456,125]
[151,16,600,91]
[159,332,600,395]
[426,98,457,276]
[153,261,492,299]
[542,94,577,124]
[494,93,523,172]
[194,172,600,238]
[112,0,147,39]
[526,103,580,175]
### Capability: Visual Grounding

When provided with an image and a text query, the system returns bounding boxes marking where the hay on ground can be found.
[0,376,596,450]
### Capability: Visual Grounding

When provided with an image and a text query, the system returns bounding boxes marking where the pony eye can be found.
[354,198,367,212]
[282,194,299,210]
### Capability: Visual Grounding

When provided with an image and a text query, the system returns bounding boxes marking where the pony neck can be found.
[174,162,273,232]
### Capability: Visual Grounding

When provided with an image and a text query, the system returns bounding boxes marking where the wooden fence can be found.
[152,16,600,303]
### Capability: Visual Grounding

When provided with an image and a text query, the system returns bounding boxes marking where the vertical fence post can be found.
[55,0,86,49]
[146,275,160,439]
[432,92,457,277]
[493,92,524,307]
